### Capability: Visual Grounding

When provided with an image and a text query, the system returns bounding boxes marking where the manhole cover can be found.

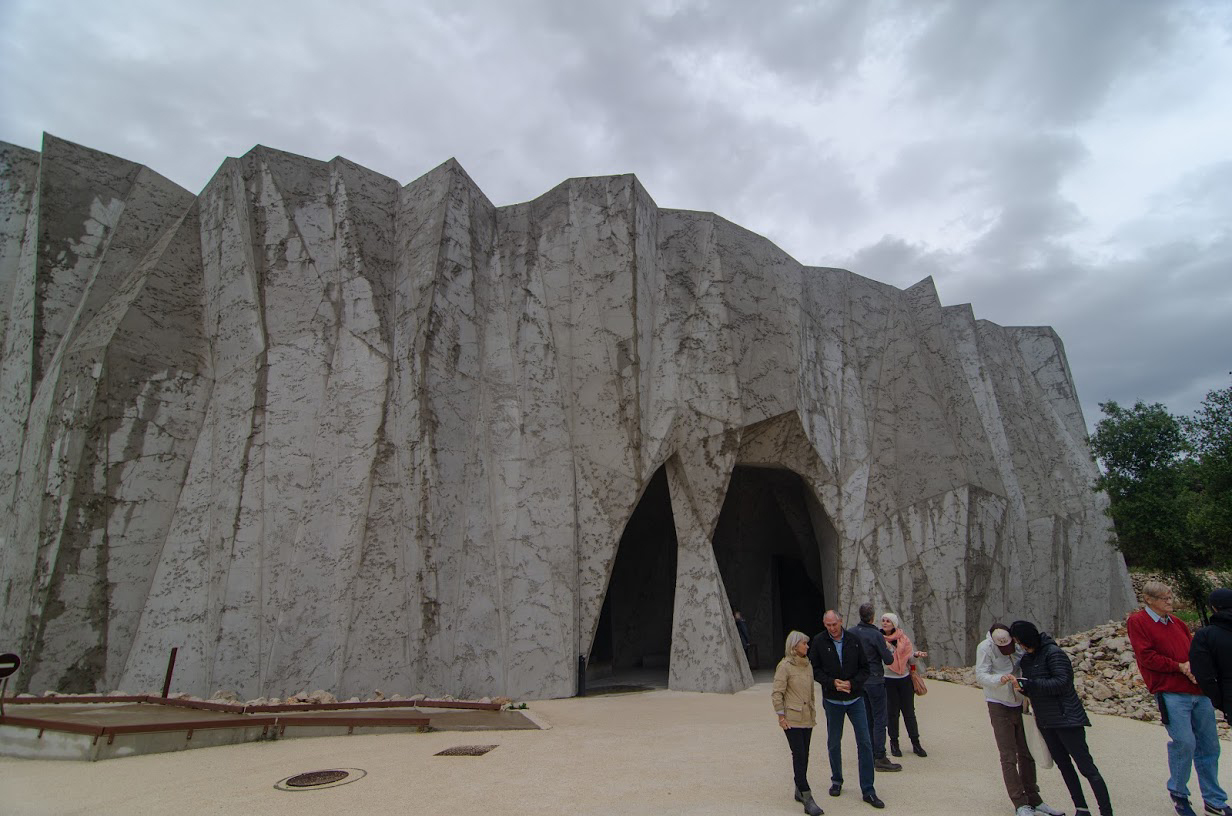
[274,767,367,791]
[435,744,498,756]
[287,770,349,787]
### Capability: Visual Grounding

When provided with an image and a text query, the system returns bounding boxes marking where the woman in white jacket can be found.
[975,623,1063,816]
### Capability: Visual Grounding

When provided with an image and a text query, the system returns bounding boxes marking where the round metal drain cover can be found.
[287,770,349,787]
[275,767,366,792]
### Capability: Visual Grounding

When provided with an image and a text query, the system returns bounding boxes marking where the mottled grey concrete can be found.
[0,135,1133,701]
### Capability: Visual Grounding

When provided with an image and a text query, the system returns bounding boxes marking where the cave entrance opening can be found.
[712,465,836,672]
[586,465,676,692]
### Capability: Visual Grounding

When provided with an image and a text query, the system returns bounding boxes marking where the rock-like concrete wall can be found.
[0,135,1133,700]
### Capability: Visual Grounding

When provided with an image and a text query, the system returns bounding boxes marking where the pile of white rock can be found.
[927,620,1230,740]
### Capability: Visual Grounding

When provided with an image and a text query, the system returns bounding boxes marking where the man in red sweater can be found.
[1128,580,1229,816]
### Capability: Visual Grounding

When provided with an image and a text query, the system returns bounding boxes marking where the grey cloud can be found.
[2,0,1228,430]
[907,0,1182,125]
[848,236,956,290]
[873,133,1089,275]
[846,222,1232,428]
[644,0,874,91]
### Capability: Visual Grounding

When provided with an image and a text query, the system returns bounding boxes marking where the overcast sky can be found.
[2,0,1229,431]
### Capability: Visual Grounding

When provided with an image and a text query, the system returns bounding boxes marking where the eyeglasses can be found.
[1149,594,1174,602]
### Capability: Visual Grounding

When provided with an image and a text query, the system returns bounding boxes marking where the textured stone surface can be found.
[0,135,1133,700]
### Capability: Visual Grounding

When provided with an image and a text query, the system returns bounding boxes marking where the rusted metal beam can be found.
[160,648,177,698]
[150,697,245,713]
[244,699,500,713]
[274,715,430,729]
[2,696,148,705]
[0,715,105,737]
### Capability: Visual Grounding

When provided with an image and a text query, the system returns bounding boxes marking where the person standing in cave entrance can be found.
[853,602,900,772]
[734,610,752,649]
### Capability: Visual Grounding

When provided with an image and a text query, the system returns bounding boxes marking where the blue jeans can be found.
[1161,692,1226,807]
[824,698,876,795]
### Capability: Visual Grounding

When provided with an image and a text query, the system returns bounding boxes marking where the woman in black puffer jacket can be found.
[1010,620,1113,816]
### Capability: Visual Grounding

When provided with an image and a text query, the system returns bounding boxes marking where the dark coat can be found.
[1190,610,1232,718]
[1019,633,1090,729]
[853,621,894,683]
[808,627,870,702]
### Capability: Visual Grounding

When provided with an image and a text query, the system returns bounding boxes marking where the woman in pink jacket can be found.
[882,612,928,758]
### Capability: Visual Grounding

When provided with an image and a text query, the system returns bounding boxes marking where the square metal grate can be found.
[435,744,498,756]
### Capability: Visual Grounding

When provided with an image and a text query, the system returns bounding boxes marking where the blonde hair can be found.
[785,630,809,657]
[1142,580,1171,602]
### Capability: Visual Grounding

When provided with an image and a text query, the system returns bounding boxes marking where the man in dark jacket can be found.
[853,601,900,771]
[810,609,883,808]
[1191,588,1232,726]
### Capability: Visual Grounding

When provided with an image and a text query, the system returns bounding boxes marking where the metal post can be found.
[577,654,586,697]
[0,653,21,717]
[161,647,178,698]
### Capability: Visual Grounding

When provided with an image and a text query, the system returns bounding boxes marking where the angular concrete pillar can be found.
[665,436,753,693]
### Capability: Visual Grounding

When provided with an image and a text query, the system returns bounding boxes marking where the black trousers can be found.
[784,726,814,793]
[885,675,919,741]
[1040,726,1112,816]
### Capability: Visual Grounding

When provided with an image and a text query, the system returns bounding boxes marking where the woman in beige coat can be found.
[774,630,823,815]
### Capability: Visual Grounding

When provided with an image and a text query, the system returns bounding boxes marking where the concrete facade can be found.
[0,135,1134,700]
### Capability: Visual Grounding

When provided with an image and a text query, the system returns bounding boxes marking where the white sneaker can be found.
[1034,804,1065,816]
[1016,807,1037,816]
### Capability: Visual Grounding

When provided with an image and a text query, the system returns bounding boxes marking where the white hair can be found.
[784,630,809,657]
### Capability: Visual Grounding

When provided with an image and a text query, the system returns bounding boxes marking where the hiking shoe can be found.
[829,784,841,797]
[1034,804,1065,816]
[863,792,885,809]
[1204,803,1232,816]
[873,756,902,772]
[1016,807,1037,816]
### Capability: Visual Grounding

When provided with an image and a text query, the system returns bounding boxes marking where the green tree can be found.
[1089,400,1210,621]
[1182,379,1232,566]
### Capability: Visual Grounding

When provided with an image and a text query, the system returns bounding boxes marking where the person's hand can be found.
[1179,661,1196,682]
[915,650,928,659]
[835,679,851,693]
[778,715,789,730]
[999,674,1014,685]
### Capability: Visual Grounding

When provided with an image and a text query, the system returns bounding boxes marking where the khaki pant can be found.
[988,701,1039,809]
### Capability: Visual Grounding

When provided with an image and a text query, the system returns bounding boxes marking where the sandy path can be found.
[0,679,1226,815]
